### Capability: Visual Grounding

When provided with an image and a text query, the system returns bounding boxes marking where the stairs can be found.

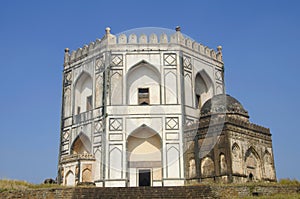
[71,186,217,199]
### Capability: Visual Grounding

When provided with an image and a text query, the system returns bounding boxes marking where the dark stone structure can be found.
[185,94,276,183]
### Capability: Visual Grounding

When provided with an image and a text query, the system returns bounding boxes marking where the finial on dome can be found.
[217,45,222,52]
[64,48,70,53]
[175,26,181,32]
[105,27,111,34]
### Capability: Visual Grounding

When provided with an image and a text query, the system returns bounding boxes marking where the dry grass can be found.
[233,193,300,199]
[0,179,62,192]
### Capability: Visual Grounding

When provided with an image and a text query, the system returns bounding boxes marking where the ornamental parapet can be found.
[63,27,223,67]
[61,153,95,164]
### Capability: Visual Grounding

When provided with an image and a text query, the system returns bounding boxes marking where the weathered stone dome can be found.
[201,94,248,116]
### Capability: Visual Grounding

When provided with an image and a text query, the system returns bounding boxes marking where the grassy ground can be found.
[0,178,299,198]
[0,179,62,192]
[234,193,300,199]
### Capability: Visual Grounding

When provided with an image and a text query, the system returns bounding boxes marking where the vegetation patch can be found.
[0,179,62,192]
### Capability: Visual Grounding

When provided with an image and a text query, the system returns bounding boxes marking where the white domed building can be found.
[57,27,276,187]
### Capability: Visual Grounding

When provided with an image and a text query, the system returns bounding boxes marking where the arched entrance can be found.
[127,125,162,187]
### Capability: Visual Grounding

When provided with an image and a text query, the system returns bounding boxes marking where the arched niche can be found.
[65,170,75,186]
[74,72,93,114]
[232,143,243,174]
[201,157,215,177]
[127,125,162,163]
[71,133,92,155]
[127,125,162,184]
[195,70,213,109]
[82,168,92,182]
[126,61,161,105]
[188,158,196,178]
[263,151,275,179]
[219,153,227,175]
[245,147,262,181]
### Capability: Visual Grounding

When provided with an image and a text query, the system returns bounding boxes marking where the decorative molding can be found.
[95,55,105,73]
[164,53,177,66]
[64,72,72,86]
[183,55,192,70]
[166,117,179,130]
[111,54,123,67]
[64,32,223,67]
[109,118,123,131]
[215,70,222,81]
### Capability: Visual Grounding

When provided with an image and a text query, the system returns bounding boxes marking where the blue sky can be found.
[0,1,299,183]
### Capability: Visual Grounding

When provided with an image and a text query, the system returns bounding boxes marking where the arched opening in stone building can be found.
[74,72,93,115]
[263,151,274,179]
[71,133,91,154]
[195,71,213,109]
[126,61,161,105]
[201,157,215,178]
[188,158,196,178]
[65,170,75,186]
[232,143,242,174]
[127,125,162,187]
[245,147,262,181]
[82,168,92,182]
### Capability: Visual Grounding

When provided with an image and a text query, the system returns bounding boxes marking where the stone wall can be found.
[1,185,299,199]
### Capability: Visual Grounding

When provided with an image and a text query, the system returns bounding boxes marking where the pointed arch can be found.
[188,158,196,178]
[194,70,214,109]
[65,170,75,186]
[127,125,162,161]
[263,150,275,179]
[126,60,161,105]
[71,132,92,154]
[82,168,92,182]
[109,147,122,179]
[219,153,227,174]
[74,71,93,114]
[164,70,178,104]
[127,124,163,184]
[245,146,262,180]
[167,145,180,178]
[232,143,242,174]
[201,156,215,177]
[245,146,260,161]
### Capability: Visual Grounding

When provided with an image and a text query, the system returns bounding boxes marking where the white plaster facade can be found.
[58,27,224,187]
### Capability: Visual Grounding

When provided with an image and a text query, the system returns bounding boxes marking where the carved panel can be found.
[166,144,180,178]
[63,130,70,142]
[64,72,72,86]
[166,117,179,130]
[215,70,223,81]
[95,55,105,73]
[95,74,103,108]
[95,121,103,133]
[111,54,123,67]
[64,87,71,118]
[163,53,177,66]
[183,55,192,70]
[110,70,123,105]
[109,145,122,179]
[109,118,123,131]
[216,84,223,94]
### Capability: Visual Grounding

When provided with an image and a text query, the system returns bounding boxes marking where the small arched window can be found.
[74,72,93,114]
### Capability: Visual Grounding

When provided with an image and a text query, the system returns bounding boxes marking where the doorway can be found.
[139,169,151,186]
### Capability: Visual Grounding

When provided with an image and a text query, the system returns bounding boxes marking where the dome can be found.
[201,94,248,116]
[116,27,193,40]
